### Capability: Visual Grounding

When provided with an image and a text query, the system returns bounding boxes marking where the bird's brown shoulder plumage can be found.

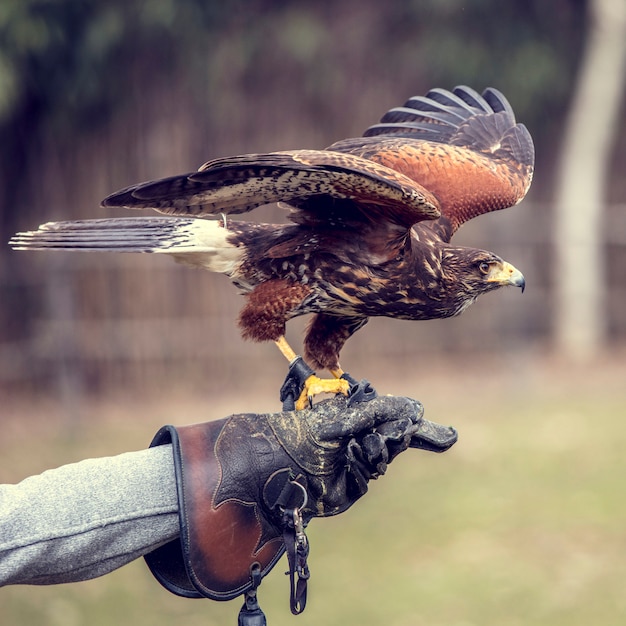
[326,85,534,241]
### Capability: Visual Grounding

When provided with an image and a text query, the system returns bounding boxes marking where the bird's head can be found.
[440,247,525,314]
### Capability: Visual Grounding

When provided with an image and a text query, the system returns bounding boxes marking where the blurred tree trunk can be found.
[554,0,626,360]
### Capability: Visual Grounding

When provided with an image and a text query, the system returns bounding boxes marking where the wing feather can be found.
[102,149,440,228]
[102,85,532,240]
[333,85,534,236]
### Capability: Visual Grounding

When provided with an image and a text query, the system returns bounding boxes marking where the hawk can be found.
[11,85,533,409]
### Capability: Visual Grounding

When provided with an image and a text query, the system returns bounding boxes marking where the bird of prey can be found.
[11,85,533,409]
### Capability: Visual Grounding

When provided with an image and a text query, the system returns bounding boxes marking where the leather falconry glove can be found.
[144,394,457,617]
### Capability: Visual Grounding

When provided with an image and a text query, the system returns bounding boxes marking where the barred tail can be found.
[10,216,242,273]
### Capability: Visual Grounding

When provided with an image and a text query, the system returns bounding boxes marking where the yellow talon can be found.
[274,336,351,410]
[295,374,350,410]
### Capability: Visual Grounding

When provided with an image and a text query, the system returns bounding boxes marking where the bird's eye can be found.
[479,262,491,275]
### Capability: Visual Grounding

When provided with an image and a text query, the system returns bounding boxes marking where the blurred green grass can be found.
[2,354,626,625]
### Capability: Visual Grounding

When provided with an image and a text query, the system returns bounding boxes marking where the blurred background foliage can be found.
[0,0,585,147]
[3,0,619,400]
[2,1,626,625]
[0,0,587,224]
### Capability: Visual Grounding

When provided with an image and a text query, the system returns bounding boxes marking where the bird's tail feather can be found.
[10,216,241,273]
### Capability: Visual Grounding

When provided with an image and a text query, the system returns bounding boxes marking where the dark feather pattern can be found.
[11,85,533,373]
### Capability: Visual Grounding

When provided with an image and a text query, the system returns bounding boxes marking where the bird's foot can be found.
[280,359,377,410]
[297,375,350,410]
[280,357,350,411]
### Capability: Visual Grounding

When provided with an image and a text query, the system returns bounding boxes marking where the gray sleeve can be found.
[0,444,179,586]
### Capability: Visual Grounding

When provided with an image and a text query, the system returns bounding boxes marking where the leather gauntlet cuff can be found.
[144,419,287,601]
[143,397,458,603]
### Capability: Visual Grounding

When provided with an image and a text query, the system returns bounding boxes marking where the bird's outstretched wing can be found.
[331,85,535,237]
[102,86,533,239]
[102,150,440,229]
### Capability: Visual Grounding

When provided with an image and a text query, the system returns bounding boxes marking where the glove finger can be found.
[361,432,388,464]
[361,433,389,475]
[374,416,413,441]
[310,396,424,442]
[409,419,458,452]
[346,439,373,495]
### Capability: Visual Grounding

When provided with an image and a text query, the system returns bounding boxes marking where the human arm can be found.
[0,445,178,586]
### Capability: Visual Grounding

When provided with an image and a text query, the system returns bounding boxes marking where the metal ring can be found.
[290,480,308,510]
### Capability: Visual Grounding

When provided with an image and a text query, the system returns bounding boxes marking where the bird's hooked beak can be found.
[487,261,526,293]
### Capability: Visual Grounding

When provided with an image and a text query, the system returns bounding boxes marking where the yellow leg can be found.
[275,336,298,363]
[274,336,350,410]
[329,367,345,379]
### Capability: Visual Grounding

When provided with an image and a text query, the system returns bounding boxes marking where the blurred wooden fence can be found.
[2,202,625,398]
